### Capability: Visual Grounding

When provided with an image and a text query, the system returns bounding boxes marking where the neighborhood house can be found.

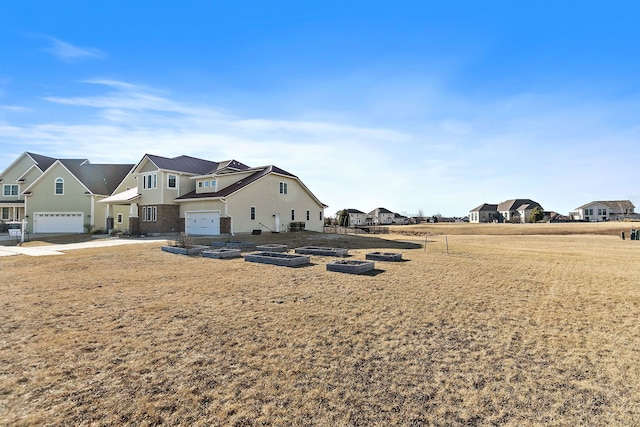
[1,152,327,236]
[469,199,543,223]
[573,200,637,222]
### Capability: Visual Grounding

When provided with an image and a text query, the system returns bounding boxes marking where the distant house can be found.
[392,212,410,225]
[498,199,543,223]
[574,200,636,222]
[469,199,543,223]
[367,207,395,225]
[343,209,367,226]
[468,204,499,223]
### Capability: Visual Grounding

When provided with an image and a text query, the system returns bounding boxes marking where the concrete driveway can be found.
[0,237,168,257]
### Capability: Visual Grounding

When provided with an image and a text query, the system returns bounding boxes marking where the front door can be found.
[274,213,281,233]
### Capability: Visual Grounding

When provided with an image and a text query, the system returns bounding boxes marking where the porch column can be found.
[105,203,113,233]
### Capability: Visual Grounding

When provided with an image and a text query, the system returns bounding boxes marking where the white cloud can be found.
[2,79,640,216]
[42,36,106,61]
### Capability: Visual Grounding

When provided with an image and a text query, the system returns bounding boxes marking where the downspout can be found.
[221,198,233,236]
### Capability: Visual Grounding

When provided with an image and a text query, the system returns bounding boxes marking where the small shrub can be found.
[171,232,194,248]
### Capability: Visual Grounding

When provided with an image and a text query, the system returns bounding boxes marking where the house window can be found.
[55,178,64,195]
[168,174,177,189]
[3,184,19,196]
[602,209,606,215]
[204,181,209,187]
[291,209,295,220]
[116,213,123,223]
[141,206,157,222]
[142,173,157,190]
[210,180,216,190]
[319,211,323,221]
[306,210,310,221]
[198,181,203,188]
[1,207,9,220]
[280,182,288,195]
[250,206,256,220]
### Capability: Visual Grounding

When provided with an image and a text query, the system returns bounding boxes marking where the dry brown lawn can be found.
[1,229,639,426]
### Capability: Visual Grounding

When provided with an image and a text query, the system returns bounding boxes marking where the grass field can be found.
[1,227,639,426]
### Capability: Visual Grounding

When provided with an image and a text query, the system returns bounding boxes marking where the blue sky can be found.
[1,1,639,216]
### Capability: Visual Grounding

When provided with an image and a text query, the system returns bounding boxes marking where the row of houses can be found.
[340,208,410,226]
[469,198,637,223]
[0,152,327,236]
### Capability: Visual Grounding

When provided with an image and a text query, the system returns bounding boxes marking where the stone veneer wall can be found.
[139,205,183,235]
[220,217,231,234]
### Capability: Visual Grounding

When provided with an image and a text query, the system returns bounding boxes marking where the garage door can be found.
[185,211,220,235]
[33,212,84,233]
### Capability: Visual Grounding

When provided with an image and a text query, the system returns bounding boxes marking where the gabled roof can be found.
[470,203,498,212]
[175,164,327,207]
[370,207,394,214]
[498,199,542,211]
[346,209,365,214]
[575,200,635,210]
[61,161,134,195]
[0,152,58,178]
[142,154,222,175]
[26,152,59,172]
[214,159,251,173]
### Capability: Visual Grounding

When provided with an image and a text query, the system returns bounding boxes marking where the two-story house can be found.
[469,199,543,223]
[101,153,327,236]
[574,200,636,221]
[367,207,395,225]
[343,209,367,226]
[0,152,133,233]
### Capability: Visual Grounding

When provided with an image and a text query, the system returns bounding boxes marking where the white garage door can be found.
[185,211,220,236]
[33,212,84,233]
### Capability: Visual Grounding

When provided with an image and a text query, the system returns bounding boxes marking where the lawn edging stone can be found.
[326,259,375,274]
[245,251,311,267]
[366,251,403,261]
[294,246,348,257]
[202,248,242,259]
[161,245,209,256]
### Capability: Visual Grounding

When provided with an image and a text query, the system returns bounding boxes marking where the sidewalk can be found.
[0,236,168,257]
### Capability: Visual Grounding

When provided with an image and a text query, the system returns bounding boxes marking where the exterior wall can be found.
[160,172,180,205]
[214,171,253,191]
[1,155,36,185]
[379,213,395,224]
[111,172,137,194]
[1,156,38,204]
[110,204,132,233]
[137,171,163,205]
[138,204,182,235]
[21,167,43,188]
[580,203,609,222]
[108,173,138,232]
[24,163,92,231]
[225,174,324,233]
[348,213,367,225]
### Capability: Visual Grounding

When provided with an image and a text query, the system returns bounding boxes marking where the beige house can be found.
[0,152,56,224]
[469,203,499,223]
[343,209,367,226]
[574,200,636,222]
[367,207,395,225]
[0,152,132,233]
[101,154,327,236]
[469,199,543,223]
